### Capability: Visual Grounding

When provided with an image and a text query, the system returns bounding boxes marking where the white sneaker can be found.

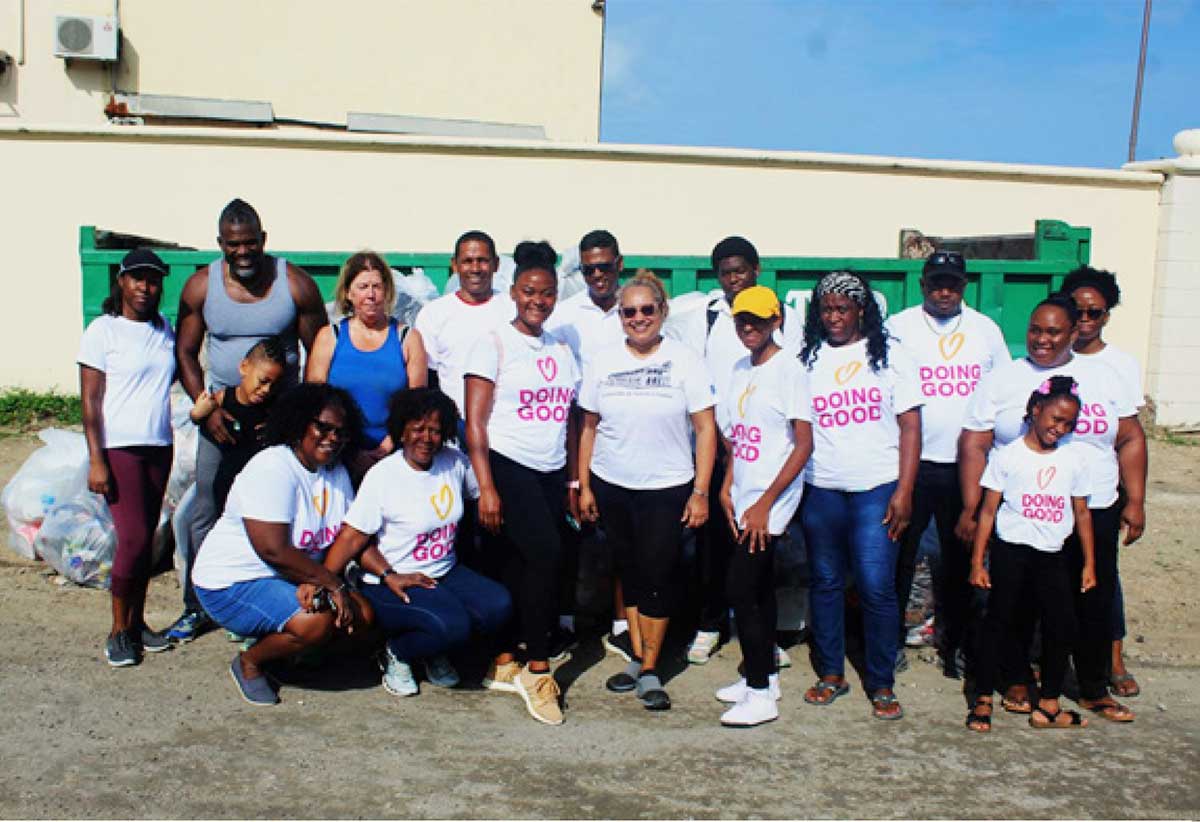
[687,630,722,664]
[424,655,460,688]
[716,674,781,703]
[721,689,780,727]
[775,645,792,669]
[380,647,419,697]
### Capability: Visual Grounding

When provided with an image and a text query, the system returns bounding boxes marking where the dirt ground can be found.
[0,432,1197,819]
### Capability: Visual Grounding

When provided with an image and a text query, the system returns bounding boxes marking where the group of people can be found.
[77,197,1147,730]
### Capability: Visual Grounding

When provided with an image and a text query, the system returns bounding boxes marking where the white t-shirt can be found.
[675,296,803,404]
[803,339,924,491]
[963,355,1136,508]
[719,352,812,535]
[580,337,716,490]
[343,448,480,580]
[545,290,624,373]
[982,438,1092,552]
[414,290,515,413]
[464,322,580,473]
[1076,344,1144,409]
[192,445,355,590]
[76,314,176,448]
[885,305,1010,463]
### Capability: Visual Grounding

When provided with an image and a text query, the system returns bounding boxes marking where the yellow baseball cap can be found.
[730,285,781,318]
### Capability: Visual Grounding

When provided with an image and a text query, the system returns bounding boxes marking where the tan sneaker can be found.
[515,666,564,726]
[482,659,521,693]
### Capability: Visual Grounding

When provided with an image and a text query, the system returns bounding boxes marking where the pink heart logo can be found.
[1036,466,1056,490]
[536,356,558,383]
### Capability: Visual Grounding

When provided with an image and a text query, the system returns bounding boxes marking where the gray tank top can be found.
[202,256,300,389]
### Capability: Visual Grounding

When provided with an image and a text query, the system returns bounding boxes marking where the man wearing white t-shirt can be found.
[885,250,1010,676]
[678,237,802,664]
[414,231,515,417]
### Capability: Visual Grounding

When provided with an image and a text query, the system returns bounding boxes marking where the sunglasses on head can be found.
[620,304,658,319]
[580,261,618,276]
[311,419,347,439]
[1076,307,1107,320]
[927,251,965,267]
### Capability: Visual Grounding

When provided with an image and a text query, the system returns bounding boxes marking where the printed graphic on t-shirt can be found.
[1023,469,1068,524]
[729,383,762,463]
[919,333,982,398]
[298,485,342,559]
[812,360,884,429]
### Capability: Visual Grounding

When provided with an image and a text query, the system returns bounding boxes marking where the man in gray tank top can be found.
[168,198,328,640]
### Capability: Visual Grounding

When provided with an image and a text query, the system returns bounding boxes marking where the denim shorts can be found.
[196,576,303,638]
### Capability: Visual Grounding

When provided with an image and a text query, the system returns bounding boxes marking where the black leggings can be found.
[975,539,1077,701]
[726,535,778,689]
[1064,499,1121,700]
[591,474,691,620]
[481,450,565,663]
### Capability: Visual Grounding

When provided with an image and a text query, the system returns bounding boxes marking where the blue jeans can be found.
[800,481,901,693]
[360,564,512,662]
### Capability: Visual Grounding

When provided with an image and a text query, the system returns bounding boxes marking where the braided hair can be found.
[1024,374,1081,425]
[799,271,889,372]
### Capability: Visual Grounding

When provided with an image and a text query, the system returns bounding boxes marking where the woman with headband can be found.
[797,270,922,721]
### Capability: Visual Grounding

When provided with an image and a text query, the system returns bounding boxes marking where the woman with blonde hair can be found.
[306,251,427,477]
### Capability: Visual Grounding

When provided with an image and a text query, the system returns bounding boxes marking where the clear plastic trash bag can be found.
[35,492,116,589]
[1,429,89,559]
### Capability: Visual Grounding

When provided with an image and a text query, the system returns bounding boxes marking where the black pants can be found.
[895,461,974,657]
[726,535,778,689]
[480,450,565,663]
[591,474,691,620]
[1064,499,1121,700]
[975,539,1077,701]
[698,460,734,633]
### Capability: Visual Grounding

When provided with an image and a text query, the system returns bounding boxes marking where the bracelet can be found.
[692,488,708,497]
[566,480,581,490]
[379,568,396,580]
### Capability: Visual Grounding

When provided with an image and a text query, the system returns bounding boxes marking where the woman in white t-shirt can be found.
[796,271,922,721]
[960,293,1141,722]
[1061,266,1147,701]
[464,241,580,726]
[966,376,1096,731]
[578,271,718,712]
[714,286,813,727]
[78,249,177,668]
[192,384,371,706]
[323,388,512,698]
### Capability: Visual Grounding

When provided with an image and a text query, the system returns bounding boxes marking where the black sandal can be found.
[965,698,993,733]
[1029,706,1086,729]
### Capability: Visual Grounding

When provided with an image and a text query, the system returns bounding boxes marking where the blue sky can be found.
[600,0,1199,168]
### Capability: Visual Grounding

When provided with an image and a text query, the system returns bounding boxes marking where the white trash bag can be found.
[1,429,90,559]
[35,493,116,589]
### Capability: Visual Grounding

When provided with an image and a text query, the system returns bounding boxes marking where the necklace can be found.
[921,309,963,337]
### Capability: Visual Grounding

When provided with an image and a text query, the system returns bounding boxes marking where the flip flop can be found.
[804,680,850,706]
[870,691,904,721]
[965,698,993,733]
[1109,673,1141,698]
[1029,706,1086,729]
[1081,698,1135,723]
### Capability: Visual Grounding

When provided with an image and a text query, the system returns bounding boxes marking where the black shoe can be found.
[105,631,141,668]
[639,688,672,711]
[548,627,578,663]
[606,671,638,693]
[602,630,634,662]
[136,626,172,654]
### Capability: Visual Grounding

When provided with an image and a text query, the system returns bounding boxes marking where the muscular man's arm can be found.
[175,269,210,401]
[288,263,329,355]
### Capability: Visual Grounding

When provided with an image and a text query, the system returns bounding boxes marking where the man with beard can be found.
[168,198,328,641]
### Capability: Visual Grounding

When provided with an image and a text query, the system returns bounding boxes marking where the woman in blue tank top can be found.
[307,251,427,478]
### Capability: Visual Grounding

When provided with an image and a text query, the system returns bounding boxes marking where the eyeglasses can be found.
[927,251,964,267]
[310,419,347,439]
[1076,307,1107,320]
[580,262,618,276]
[621,304,658,319]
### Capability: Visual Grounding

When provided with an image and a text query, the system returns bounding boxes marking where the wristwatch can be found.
[380,568,396,580]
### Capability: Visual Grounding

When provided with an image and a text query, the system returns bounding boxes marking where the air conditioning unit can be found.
[54,15,120,61]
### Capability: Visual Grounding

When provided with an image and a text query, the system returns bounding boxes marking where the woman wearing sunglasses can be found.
[578,271,718,711]
[192,383,373,706]
[1062,266,1149,704]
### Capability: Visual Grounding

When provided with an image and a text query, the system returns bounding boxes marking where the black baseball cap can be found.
[923,250,967,279]
[119,248,169,276]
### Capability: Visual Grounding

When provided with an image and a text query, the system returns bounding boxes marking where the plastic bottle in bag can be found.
[35,493,116,589]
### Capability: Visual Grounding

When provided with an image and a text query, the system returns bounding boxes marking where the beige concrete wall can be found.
[0,125,1163,393]
[0,0,603,140]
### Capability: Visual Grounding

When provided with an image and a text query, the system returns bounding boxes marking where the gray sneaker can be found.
[105,631,140,667]
[424,655,460,689]
[137,626,172,654]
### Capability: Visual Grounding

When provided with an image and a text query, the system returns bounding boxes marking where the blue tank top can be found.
[328,318,409,448]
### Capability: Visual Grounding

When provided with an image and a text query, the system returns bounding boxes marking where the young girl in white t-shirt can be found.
[464,240,580,727]
[967,375,1097,732]
[714,287,813,727]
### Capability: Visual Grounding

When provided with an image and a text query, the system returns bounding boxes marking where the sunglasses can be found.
[580,262,618,276]
[1076,307,1107,320]
[310,419,347,439]
[620,304,658,319]
[927,251,965,267]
